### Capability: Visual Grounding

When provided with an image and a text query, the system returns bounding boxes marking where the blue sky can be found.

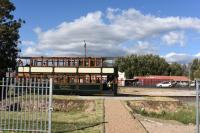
[12,0,200,63]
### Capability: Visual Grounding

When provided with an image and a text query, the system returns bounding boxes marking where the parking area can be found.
[118,87,196,97]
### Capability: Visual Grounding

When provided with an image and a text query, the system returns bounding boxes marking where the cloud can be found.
[126,41,158,55]
[195,53,200,58]
[162,31,185,46]
[22,47,42,56]
[21,40,36,46]
[23,8,200,57]
[164,52,193,64]
[33,27,42,35]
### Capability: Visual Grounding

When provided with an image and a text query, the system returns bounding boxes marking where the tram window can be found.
[75,60,79,67]
[70,60,75,67]
[96,78,100,83]
[37,61,42,66]
[85,59,89,67]
[70,77,75,83]
[48,61,53,66]
[96,59,102,67]
[85,77,90,83]
[58,60,63,66]
[54,61,58,67]
[90,59,95,67]
[79,78,83,83]
[79,60,83,67]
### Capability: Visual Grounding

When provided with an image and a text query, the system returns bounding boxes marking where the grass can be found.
[51,98,104,133]
[0,96,104,133]
[127,100,196,124]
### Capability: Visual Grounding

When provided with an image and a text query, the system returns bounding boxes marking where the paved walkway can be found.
[104,100,147,133]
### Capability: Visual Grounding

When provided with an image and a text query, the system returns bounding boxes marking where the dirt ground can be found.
[119,87,196,97]
[140,116,195,133]
[128,100,183,113]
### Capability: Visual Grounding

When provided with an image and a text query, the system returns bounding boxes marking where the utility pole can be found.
[196,80,199,133]
[84,40,86,58]
[189,63,191,88]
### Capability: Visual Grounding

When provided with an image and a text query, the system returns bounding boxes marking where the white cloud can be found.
[126,41,158,55]
[21,40,36,46]
[22,47,42,56]
[194,53,200,58]
[162,31,185,46]
[164,52,193,63]
[33,27,42,35]
[23,8,200,57]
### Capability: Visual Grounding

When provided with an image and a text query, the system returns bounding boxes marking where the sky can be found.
[12,0,200,63]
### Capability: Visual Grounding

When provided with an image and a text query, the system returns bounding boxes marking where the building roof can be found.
[134,75,189,81]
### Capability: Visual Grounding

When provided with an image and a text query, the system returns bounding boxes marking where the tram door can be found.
[103,75,115,91]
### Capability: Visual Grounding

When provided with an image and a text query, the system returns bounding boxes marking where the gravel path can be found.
[104,100,147,133]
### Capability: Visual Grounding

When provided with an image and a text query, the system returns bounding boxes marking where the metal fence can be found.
[0,78,53,133]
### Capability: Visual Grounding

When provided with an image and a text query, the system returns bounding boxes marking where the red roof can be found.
[134,75,189,81]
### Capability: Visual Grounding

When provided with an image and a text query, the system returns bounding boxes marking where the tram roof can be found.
[18,56,119,60]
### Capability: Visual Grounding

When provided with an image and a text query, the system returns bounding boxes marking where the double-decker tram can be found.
[17,57,118,95]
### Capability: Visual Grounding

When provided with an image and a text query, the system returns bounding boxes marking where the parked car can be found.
[190,81,196,87]
[176,81,189,87]
[171,81,177,87]
[156,81,173,88]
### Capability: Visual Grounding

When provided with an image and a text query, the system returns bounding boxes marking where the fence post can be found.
[48,78,53,133]
[196,80,199,133]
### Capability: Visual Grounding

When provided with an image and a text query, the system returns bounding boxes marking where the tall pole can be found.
[84,40,86,58]
[196,80,199,133]
[189,63,191,88]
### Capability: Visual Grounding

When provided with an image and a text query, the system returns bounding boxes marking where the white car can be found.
[156,81,172,88]
[190,81,196,87]
[176,81,189,87]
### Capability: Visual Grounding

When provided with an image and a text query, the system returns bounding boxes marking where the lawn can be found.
[51,96,104,133]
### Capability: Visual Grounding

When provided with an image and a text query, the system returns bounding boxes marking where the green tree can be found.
[115,54,169,78]
[193,67,200,79]
[0,0,24,77]
[168,63,184,76]
[191,58,200,79]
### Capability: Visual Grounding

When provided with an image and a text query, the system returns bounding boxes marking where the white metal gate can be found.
[0,78,53,133]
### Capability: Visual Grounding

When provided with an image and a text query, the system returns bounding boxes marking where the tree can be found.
[115,54,169,78]
[168,63,184,76]
[0,0,24,77]
[191,58,200,80]
[193,67,200,79]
